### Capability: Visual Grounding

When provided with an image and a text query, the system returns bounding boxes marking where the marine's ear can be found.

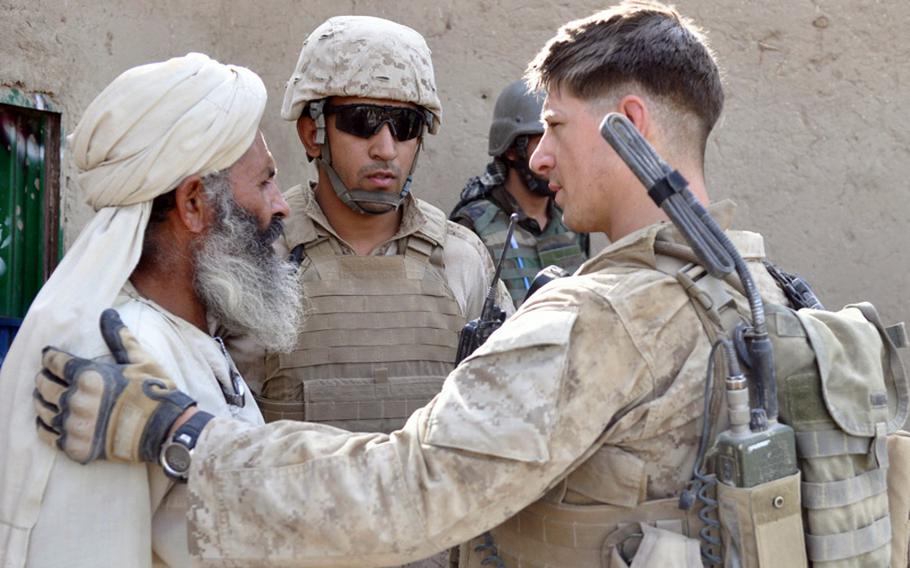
[616,95,651,140]
[297,116,321,160]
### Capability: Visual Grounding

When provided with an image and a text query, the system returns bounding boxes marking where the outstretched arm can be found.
[36,288,641,566]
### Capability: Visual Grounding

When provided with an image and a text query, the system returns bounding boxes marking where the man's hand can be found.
[34,309,197,464]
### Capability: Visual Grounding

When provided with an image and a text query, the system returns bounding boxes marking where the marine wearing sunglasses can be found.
[324,104,427,142]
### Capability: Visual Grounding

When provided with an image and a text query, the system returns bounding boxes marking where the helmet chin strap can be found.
[310,99,419,216]
[510,136,552,197]
[509,158,552,197]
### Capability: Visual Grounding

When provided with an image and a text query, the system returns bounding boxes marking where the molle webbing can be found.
[259,231,463,433]
[771,302,908,566]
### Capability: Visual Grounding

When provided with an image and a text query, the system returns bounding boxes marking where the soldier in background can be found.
[450,80,588,306]
[229,16,513,434]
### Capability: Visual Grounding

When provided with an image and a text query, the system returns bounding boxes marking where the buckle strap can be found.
[886,322,908,348]
[800,467,888,510]
[654,254,741,331]
[851,303,910,433]
[404,234,435,261]
[795,430,871,458]
[805,514,891,562]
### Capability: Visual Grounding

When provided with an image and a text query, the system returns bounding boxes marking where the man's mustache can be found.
[259,217,284,248]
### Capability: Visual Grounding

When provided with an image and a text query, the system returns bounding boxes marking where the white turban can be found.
[0,53,266,566]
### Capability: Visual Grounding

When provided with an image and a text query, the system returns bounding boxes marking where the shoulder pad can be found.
[454,198,496,224]
[459,177,490,203]
[415,199,448,246]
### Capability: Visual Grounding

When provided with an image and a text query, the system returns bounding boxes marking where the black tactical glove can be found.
[34,309,197,464]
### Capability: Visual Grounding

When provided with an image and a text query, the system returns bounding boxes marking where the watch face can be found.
[163,443,191,474]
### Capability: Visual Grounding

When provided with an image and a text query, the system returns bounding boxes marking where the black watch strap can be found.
[160,411,215,482]
[173,410,215,450]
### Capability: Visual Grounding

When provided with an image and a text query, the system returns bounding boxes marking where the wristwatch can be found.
[159,410,214,482]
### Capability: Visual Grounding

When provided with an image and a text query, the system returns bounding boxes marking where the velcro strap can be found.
[805,515,891,562]
[405,235,435,262]
[647,170,687,206]
[886,322,908,348]
[801,468,888,509]
[874,423,889,469]
[795,430,871,458]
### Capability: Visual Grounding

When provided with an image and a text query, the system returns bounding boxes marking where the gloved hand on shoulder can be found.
[34,309,198,464]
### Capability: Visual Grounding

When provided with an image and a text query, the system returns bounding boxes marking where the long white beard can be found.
[194,181,302,353]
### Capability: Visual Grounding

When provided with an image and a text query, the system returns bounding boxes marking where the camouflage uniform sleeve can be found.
[185,277,653,566]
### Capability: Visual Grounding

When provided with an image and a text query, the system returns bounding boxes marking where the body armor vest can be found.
[257,204,464,433]
[463,196,587,306]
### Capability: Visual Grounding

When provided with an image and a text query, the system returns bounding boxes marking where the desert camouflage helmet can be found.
[281,15,442,133]
[488,80,545,156]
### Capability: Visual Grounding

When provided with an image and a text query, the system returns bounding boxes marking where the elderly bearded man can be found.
[0,54,300,567]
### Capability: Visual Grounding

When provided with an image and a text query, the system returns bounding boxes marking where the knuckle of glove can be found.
[55,405,102,465]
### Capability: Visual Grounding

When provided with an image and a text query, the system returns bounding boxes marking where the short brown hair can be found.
[527,1,723,140]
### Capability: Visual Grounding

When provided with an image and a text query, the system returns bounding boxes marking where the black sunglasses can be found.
[324,104,425,142]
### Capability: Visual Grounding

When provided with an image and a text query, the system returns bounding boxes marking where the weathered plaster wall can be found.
[2,0,907,320]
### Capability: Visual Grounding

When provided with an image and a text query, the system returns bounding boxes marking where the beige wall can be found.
[2,0,907,321]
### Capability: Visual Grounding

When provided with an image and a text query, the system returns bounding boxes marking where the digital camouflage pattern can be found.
[187,202,785,567]
[280,15,442,132]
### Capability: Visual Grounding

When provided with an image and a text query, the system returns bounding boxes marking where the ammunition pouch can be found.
[772,303,909,566]
[887,430,910,567]
[716,471,807,567]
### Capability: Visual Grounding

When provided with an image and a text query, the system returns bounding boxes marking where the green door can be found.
[0,102,61,361]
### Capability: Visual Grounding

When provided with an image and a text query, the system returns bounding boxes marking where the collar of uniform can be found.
[281,181,430,253]
[579,199,766,274]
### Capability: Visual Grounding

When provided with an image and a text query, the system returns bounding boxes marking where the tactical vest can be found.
[463,242,909,568]
[257,204,464,433]
[653,248,909,568]
[469,198,587,306]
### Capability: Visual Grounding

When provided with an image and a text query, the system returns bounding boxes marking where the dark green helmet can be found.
[488,80,545,157]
